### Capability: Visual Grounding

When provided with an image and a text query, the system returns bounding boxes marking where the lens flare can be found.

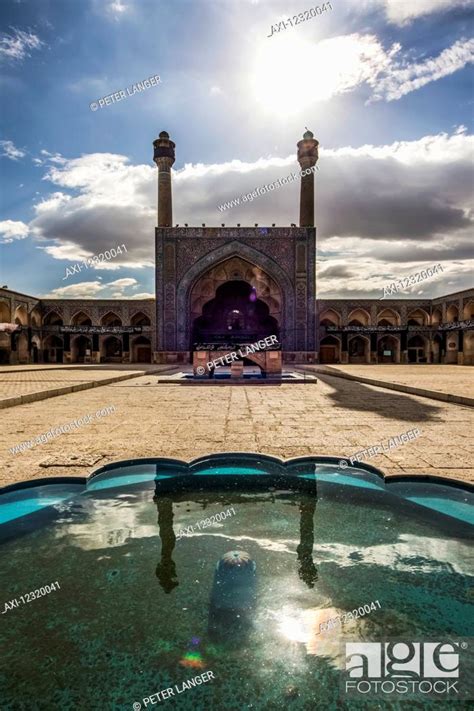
[179,651,205,669]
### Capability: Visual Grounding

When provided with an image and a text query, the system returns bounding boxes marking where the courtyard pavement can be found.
[0,365,472,489]
[0,363,173,407]
[312,364,474,399]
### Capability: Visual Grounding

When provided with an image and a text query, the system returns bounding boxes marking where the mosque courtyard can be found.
[0,363,472,489]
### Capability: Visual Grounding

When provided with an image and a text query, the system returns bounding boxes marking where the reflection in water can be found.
[296,496,318,588]
[153,488,318,595]
[208,550,257,643]
[155,497,179,593]
[3,471,473,711]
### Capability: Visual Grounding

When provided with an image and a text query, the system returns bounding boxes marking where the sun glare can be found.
[250,32,383,116]
[251,34,316,116]
[277,610,310,644]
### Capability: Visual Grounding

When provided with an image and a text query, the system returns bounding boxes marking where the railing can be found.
[325,320,472,333]
[40,325,152,333]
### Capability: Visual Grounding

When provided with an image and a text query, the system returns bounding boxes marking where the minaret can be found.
[153,130,176,227]
[297,129,319,227]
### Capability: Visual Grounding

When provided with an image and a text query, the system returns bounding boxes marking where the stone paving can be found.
[0,366,472,489]
[0,363,166,374]
[315,364,474,399]
[0,363,163,400]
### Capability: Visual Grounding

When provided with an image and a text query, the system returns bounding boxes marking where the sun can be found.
[250,34,317,117]
[249,31,380,117]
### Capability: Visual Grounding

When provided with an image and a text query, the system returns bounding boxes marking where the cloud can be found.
[42,281,106,299]
[27,152,155,266]
[172,129,474,242]
[0,28,43,62]
[41,278,150,300]
[252,33,397,110]
[0,140,26,161]
[39,150,67,165]
[39,243,128,274]
[253,31,473,110]
[315,133,474,243]
[318,265,356,279]
[108,0,129,15]
[106,278,138,288]
[362,237,474,264]
[369,38,474,103]
[7,128,473,298]
[92,0,131,21]
[0,220,29,243]
[42,242,89,261]
[379,0,472,26]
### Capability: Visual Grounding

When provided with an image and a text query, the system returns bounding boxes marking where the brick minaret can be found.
[153,130,176,227]
[297,129,319,228]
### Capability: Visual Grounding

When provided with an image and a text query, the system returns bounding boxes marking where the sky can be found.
[0,0,473,301]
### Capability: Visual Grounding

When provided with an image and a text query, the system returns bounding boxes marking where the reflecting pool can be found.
[1,455,473,710]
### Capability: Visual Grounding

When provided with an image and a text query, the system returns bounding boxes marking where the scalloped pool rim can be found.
[1,453,473,496]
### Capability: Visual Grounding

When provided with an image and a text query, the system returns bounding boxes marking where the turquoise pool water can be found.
[0,456,473,710]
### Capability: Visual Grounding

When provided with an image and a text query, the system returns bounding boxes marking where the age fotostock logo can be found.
[343,641,472,699]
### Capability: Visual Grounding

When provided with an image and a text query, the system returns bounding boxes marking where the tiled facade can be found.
[0,287,472,366]
[1,130,472,367]
[155,226,316,363]
[316,290,474,365]
[0,291,154,365]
